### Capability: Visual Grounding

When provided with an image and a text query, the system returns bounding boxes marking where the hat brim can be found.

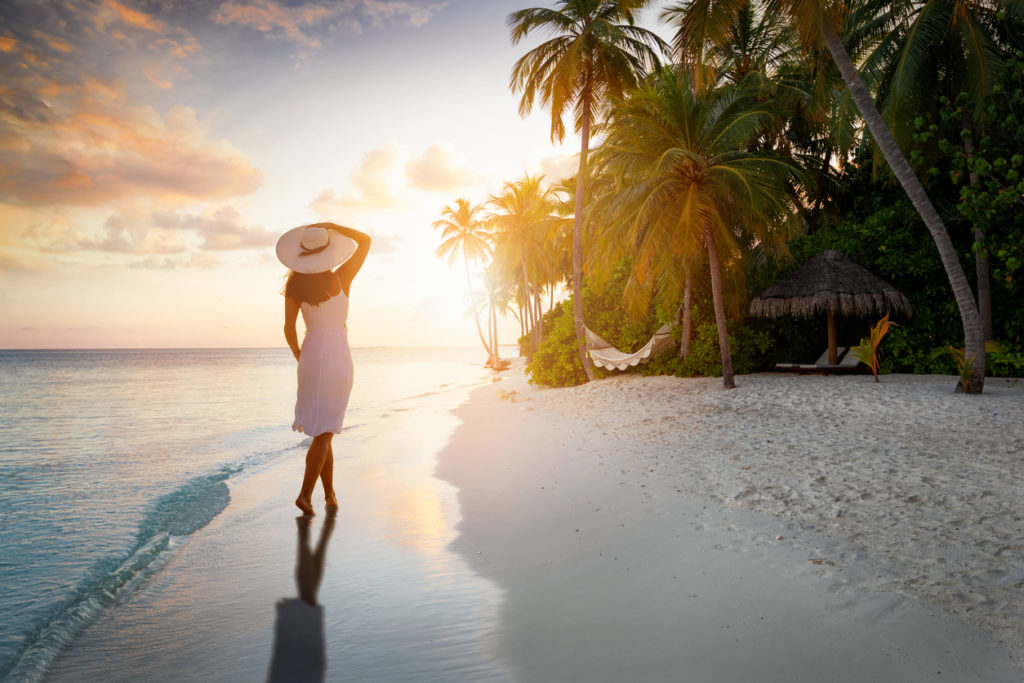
[276,226,357,274]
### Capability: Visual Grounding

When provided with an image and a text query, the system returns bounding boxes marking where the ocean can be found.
[0,347,513,681]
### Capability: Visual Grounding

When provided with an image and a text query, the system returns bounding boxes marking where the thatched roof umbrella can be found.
[750,250,912,365]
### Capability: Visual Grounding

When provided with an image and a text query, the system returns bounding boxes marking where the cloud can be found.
[538,153,579,185]
[20,205,276,256]
[309,188,345,217]
[405,144,479,192]
[151,205,278,250]
[79,219,189,254]
[213,0,332,49]
[143,66,175,89]
[0,2,238,208]
[212,0,448,49]
[308,143,407,215]
[366,230,401,255]
[348,140,406,205]
[0,251,45,274]
[0,93,262,206]
[129,251,219,270]
[312,141,479,218]
[21,216,79,246]
[360,1,448,29]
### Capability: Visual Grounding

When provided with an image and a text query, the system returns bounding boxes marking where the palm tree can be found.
[488,175,560,349]
[665,0,989,392]
[867,0,1022,341]
[508,0,667,381]
[433,199,498,365]
[662,0,799,86]
[594,70,805,388]
[483,262,517,359]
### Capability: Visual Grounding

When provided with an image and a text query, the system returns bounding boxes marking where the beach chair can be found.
[774,347,863,374]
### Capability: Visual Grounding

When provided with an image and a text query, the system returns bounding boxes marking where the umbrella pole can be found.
[827,311,838,365]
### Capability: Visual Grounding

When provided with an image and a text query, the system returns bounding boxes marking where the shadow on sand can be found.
[267,508,336,682]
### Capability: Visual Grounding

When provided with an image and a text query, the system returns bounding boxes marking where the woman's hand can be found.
[315,223,371,295]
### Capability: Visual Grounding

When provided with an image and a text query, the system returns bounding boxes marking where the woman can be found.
[277,222,371,515]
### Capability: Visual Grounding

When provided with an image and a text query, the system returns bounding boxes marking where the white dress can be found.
[293,289,353,436]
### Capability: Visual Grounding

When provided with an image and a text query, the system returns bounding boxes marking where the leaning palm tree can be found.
[594,70,805,388]
[433,198,498,365]
[508,0,668,380]
[665,0,989,392]
[866,0,1022,340]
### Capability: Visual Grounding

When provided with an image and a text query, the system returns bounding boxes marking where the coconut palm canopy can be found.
[750,250,912,320]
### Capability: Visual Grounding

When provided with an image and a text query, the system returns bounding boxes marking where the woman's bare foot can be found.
[325,492,339,508]
[295,495,315,516]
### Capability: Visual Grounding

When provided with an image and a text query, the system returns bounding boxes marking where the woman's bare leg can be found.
[320,443,337,507]
[296,433,332,515]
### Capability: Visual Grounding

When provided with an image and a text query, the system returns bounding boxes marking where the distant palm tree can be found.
[665,0,989,392]
[433,199,498,365]
[488,175,559,349]
[508,0,667,380]
[595,70,805,388]
[483,262,516,359]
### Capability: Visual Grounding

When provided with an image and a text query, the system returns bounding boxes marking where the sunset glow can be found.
[0,0,595,349]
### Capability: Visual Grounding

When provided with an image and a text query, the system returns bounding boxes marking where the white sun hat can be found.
[276,225,357,273]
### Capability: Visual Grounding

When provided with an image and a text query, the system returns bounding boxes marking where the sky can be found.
[0,0,669,349]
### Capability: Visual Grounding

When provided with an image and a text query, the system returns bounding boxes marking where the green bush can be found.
[644,314,773,378]
[524,300,587,387]
[526,263,774,386]
[526,263,660,386]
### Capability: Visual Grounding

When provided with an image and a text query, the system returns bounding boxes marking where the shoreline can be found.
[43,369,512,682]
[437,365,1024,679]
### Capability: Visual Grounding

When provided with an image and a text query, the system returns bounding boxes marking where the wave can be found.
[0,463,244,682]
[397,379,491,403]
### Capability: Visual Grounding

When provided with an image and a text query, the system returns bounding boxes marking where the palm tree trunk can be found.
[533,290,543,346]
[493,302,499,359]
[520,252,534,340]
[463,253,496,364]
[963,128,993,340]
[821,21,985,393]
[573,86,596,381]
[680,268,693,359]
[705,224,735,389]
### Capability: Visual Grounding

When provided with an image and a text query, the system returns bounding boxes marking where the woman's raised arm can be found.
[311,223,371,295]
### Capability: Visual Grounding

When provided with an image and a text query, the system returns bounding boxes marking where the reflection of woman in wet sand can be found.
[267,509,337,682]
[277,223,371,516]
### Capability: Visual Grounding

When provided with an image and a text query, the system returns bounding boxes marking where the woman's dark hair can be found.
[283,270,337,305]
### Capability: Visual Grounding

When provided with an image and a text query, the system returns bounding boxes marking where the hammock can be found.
[584,324,675,371]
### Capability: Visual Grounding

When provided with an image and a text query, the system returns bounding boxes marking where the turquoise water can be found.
[0,347,506,681]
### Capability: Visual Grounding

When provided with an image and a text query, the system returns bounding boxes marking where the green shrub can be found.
[526,263,660,386]
[644,318,772,378]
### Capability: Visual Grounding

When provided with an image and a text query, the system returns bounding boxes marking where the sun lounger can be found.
[774,347,864,374]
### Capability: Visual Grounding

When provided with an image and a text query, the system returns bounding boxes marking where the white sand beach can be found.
[438,365,1024,680]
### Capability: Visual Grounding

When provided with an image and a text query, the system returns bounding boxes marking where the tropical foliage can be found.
[429,0,1024,394]
[851,314,896,381]
[508,0,667,380]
